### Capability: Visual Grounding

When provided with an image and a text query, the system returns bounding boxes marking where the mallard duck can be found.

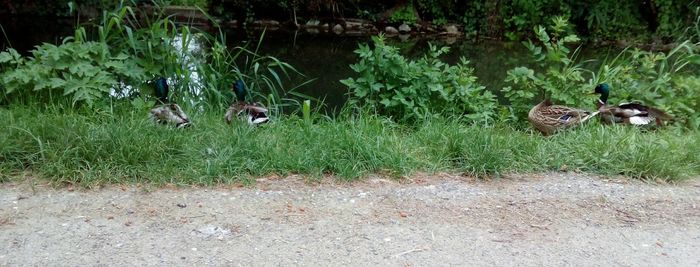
[528,99,599,135]
[149,77,191,128]
[593,83,672,126]
[224,80,269,125]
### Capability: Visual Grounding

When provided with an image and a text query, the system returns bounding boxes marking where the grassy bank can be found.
[1,107,698,186]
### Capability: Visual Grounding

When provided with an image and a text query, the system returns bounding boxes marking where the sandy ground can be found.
[1,172,699,266]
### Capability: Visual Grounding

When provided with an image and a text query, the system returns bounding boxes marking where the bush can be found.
[0,42,146,107]
[501,16,590,123]
[341,35,497,123]
[501,17,700,128]
[596,42,700,129]
[0,2,306,113]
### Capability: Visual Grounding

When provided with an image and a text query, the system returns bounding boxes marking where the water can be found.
[222,31,543,110]
[1,16,620,111]
[227,32,620,110]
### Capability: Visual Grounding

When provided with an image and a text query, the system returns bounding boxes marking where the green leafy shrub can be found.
[501,16,589,123]
[654,0,695,40]
[461,1,487,36]
[584,0,648,41]
[341,35,497,123]
[168,0,209,7]
[0,2,307,113]
[501,0,572,40]
[0,42,146,107]
[415,0,454,25]
[389,3,419,24]
[594,41,700,129]
[501,16,700,128]
[0,3,174,107]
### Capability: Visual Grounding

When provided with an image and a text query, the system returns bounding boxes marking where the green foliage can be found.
[0,3,173,107]
[593,41,700,129]
[501,16,588,123]
[0,1,307,114]
[679,7,700,44]
[341,35,497,123]
[461,1,487,36]
[654,0,693,39]
[584,0,648,41]
[195,30,310,114]
[389,3,419,24]
[415,0,454,25]
[501,16,700,129]
[167,0,209,7]
[501,0,572,40]
[0,42,146,107]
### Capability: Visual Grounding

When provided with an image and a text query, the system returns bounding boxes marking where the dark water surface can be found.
[2,16,620,111]
[224,31,620,110]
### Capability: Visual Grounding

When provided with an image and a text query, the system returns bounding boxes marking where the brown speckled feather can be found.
[596,100,672,126]
[225,102,269,125]
[528,100,598,135]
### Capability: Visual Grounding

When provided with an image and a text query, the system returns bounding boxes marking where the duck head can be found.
[155,77,169,104]
[593,83,610,106]
[232,79,247,102]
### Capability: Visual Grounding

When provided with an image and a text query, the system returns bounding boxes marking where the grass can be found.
[1,106,699,186]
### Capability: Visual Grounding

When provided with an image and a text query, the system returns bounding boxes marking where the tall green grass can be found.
[1,107,698,186]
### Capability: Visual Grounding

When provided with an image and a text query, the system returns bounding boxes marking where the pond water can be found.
[223,30,620,111]
[1,16,620,111]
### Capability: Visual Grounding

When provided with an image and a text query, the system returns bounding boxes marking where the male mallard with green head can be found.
[593,83,672,126]
[224,80,269,125]
[528,99,599,135]
[149,77,191,128]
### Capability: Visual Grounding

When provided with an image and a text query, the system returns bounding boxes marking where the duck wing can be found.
[545,105,591,121]
[150,103,191,128]
[528,100,597,135]
[619,103,672,121]
[225,102,270,125]
[612,103,672,124]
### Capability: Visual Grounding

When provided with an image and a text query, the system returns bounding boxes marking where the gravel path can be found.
[1,173,699,266]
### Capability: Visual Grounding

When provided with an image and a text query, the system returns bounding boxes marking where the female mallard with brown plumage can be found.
[528,99,599,135]
[593,83,672,126]
[224,80,269,125]
[149,77,191,128]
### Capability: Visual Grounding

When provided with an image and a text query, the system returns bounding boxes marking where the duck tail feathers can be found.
[579,111,600,123]
[647,107,673,121]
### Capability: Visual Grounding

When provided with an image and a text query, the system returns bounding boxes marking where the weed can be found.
[341,35,497,123]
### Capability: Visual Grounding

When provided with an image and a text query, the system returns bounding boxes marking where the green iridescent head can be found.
[593,83,610,104]
[155,77,169,103]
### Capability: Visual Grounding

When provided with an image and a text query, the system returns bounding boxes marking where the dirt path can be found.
[1,173,699,266]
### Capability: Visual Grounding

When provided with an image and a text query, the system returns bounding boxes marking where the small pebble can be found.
[177,203,187,208]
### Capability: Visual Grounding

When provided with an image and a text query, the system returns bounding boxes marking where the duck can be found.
[528,99,599,135]
[149,77,191,128]
[593,83,672,126]
[224,79,269,125]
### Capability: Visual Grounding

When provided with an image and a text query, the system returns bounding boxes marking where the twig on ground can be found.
[392,247,429,258]
[530,221,552,229]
